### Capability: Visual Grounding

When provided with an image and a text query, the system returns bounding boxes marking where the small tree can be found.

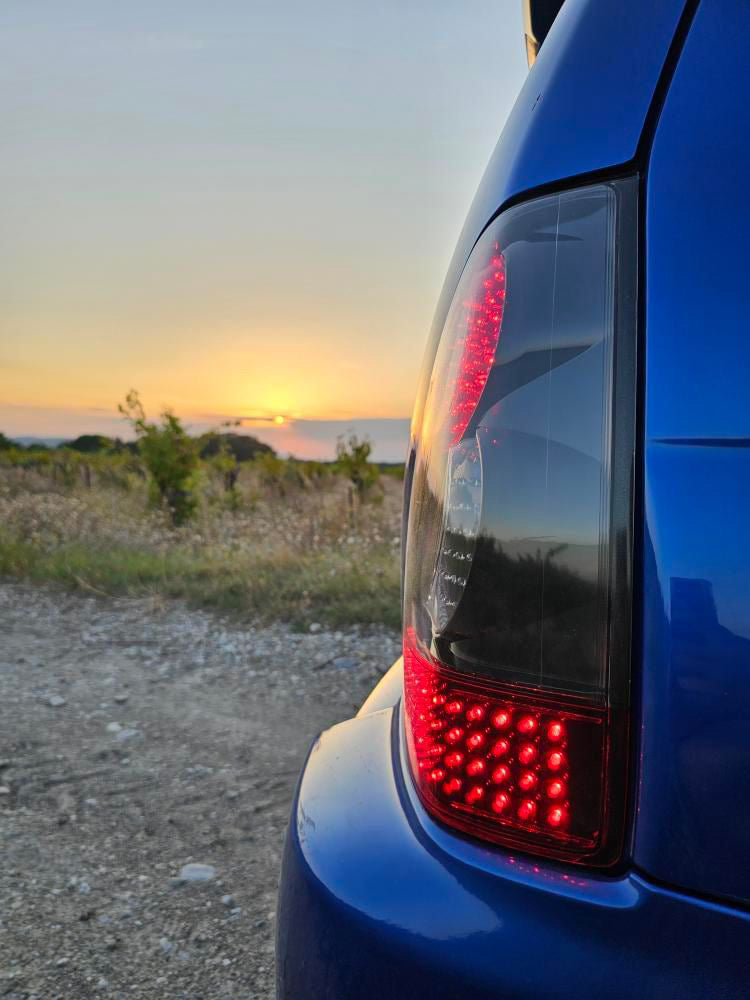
[255,451,288,497]
[335,433,379,499]
[0,432,14,451]
[119,390,199,525]
[202,434,240,505]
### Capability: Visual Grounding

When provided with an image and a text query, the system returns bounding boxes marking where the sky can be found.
[0,1,527,459]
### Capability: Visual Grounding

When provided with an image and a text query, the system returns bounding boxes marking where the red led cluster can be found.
[403,634,607,857]
[446,246,506,446]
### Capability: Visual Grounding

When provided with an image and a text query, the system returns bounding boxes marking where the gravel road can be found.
[0,582,400,999]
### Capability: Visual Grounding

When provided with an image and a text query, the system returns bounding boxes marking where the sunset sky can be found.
[1,1,527,458]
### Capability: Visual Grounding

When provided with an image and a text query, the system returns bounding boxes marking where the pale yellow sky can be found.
[1,0,526,439]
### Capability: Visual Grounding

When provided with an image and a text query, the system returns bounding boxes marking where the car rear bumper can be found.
[276,702,750,1000]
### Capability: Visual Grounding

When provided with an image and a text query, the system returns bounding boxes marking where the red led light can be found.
[491,709,511,730]
[547,807,568,828]
[466,732,485,752]
[445,251,506,446]
[547,721,565,742]
[403,634,608,860]
[518,799,537,822]
[517,715,537,735]
[465,785,485,805]
[466,758,486,777]
[492,792,510,814]
[443,777,462,796]
[547,780,565,800]
[466,705,485,723]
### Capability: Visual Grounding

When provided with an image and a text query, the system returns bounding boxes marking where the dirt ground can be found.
[0,582,400,999]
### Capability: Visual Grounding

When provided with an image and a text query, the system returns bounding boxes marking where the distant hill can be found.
[66,434,117,453]
[12,436,68,449]
[199,432,274,462]
[1,416,411,461]
[1,431,276,461]
[60,434,138,455]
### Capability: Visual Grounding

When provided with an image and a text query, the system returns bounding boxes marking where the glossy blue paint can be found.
[431,0,687,345]
[277,709,750,999]
[643,0,750,441]
[637,446,750,904]
[637,0,750,904]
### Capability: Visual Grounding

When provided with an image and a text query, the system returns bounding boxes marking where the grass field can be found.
[0,456,403,628]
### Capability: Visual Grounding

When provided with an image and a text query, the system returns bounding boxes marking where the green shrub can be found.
[335,433,379,498]
[254,452,288,495]
[119,389,199,525]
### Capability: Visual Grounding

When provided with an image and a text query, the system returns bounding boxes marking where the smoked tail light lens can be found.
[403,180,637,866]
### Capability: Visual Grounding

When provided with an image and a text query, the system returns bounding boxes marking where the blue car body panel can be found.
[277,0,750,993]
[277,709,750,999]
[356,658,403,718]
[433,0,687,340]
[636,0,750,906]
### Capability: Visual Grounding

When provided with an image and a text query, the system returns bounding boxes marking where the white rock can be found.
[115,728,139,742]
[179,862,216,883]
[48,695,66,708]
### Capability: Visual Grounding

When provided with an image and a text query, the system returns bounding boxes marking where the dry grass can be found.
[0,462,403,628]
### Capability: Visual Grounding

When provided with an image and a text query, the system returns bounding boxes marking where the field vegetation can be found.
[0,400,404,628]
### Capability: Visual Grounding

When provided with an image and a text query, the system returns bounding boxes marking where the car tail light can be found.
[403,180,637,866]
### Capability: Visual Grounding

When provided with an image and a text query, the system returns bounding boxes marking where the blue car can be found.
[276,0,750,995]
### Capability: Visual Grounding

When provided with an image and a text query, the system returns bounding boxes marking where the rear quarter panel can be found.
[636,0,750,905]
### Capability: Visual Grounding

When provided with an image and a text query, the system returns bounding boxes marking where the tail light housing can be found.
[403,180,637,866]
